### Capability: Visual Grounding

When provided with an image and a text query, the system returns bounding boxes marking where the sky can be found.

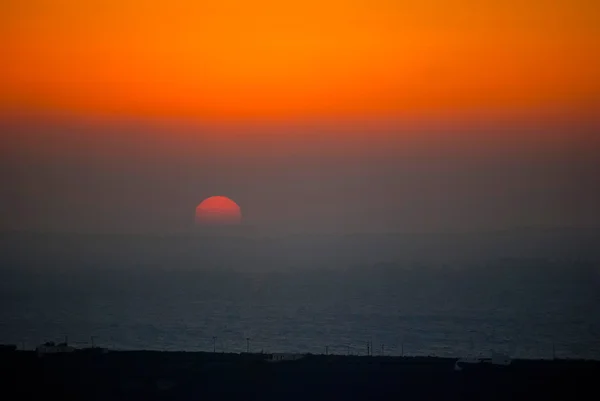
[1,1,599,235]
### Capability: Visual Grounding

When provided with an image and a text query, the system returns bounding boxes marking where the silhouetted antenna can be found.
[366,342,370,356]
[212,336,217,353]
[325,345,329,355]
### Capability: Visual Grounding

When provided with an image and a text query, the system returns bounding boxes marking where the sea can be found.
[2,261,599,360]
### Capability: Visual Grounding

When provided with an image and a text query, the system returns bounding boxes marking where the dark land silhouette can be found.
[1,349,599,401]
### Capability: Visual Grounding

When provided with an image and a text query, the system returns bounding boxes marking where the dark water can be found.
[1,263,599,359]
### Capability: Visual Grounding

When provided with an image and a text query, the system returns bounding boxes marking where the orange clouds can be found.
[1,1,599,122]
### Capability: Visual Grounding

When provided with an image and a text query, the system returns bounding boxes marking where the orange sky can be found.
[1,0,599,123]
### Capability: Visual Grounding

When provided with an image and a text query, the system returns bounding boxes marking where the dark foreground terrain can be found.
[1,350,599,400]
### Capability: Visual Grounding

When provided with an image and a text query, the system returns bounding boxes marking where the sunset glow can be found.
[195,196,242,226]
[2,1,599,123]
[2,1,600,235]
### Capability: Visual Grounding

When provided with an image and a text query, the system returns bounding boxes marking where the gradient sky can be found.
[1,1,599,234]
[3,0,600,120]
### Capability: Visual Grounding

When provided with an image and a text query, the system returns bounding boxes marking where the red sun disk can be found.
[195,196,242,225]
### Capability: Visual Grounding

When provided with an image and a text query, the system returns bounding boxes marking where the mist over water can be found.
[1,230,599,359]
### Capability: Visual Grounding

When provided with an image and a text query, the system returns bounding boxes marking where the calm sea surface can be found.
[2,264,599,359]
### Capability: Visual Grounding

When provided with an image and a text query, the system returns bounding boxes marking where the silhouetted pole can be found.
[212,336,217,353]
[246,337,250,353]
[367,342,370,356]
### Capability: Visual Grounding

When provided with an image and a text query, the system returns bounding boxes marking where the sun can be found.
[195,196,242,226]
